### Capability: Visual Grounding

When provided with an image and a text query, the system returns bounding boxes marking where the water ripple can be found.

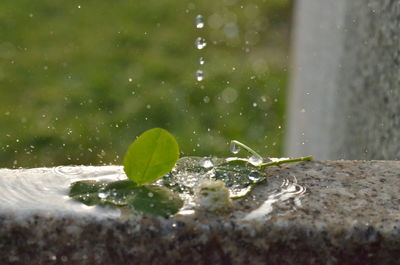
[0,166,125,218]
[243,176,307,221]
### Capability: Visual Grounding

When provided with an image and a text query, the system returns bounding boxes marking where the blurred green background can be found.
[0,0,292,168]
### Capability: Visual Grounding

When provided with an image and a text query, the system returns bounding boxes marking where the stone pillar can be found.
[286,0,400,160]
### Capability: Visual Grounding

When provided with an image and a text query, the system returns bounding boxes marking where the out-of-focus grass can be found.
[0,0,291,167]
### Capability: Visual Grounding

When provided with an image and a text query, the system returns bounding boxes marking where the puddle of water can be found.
[0,158,307,219]
[0,166,125,218]
[243,176,306,221]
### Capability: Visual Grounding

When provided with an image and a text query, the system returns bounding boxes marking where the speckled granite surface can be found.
[0,160,399,265]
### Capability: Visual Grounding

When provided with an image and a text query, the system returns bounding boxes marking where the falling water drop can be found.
[230,141,241,154]
[195,70,204,81]
[199,57,205,65]
[195,37,207,50]
[195,15,204,29]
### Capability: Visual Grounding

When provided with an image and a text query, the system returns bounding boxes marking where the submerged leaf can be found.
[69,180,183,217]
[125,185,183,217]
[162,157,267,200]
[123,128,179,185]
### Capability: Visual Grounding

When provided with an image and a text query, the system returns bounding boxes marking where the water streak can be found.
[199,57,205,65]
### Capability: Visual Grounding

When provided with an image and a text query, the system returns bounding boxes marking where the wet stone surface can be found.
[0,160,399,265]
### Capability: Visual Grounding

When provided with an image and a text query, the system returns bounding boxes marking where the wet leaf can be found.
[69,180,183,217]
[125,185,183,217]
[124,128,179,185]
[162,156,267,199]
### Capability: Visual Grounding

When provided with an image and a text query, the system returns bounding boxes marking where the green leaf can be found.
[125,185,183,217]
[69,180,183,217]
[123,128,179,185]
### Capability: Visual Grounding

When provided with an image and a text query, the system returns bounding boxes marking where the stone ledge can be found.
[0,160,399,265]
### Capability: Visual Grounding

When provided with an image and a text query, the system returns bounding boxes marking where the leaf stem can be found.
[230,140,263,160]
[260,156,313,168]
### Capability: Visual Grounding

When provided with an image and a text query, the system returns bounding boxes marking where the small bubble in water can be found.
[230,141,241,154]
[248,156,263,166]
[128,78,133,82]
[148,192,154,198]
[203,96,210,103]
[195,14,204,28]
[199,57,205,65]
[149,203,155,208]
[195,37,207,49]
[195,70,204,81]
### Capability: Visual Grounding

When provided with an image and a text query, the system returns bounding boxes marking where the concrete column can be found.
[286,0,400,160]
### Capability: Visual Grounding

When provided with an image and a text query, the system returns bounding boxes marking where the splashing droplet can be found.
[195,70,204,81]
[148,192,154,198]
[230,141,241,154]
[195,37,207,49]
[195,14,204,29]
[200,159,213,168]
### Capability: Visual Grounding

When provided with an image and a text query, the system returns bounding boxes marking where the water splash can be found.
[195,14,204,29]
[200,159,213,168]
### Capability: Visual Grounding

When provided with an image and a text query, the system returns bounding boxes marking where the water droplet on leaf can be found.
[98,192,109,199]
[230,142,241,154]
[248,156,263,166]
